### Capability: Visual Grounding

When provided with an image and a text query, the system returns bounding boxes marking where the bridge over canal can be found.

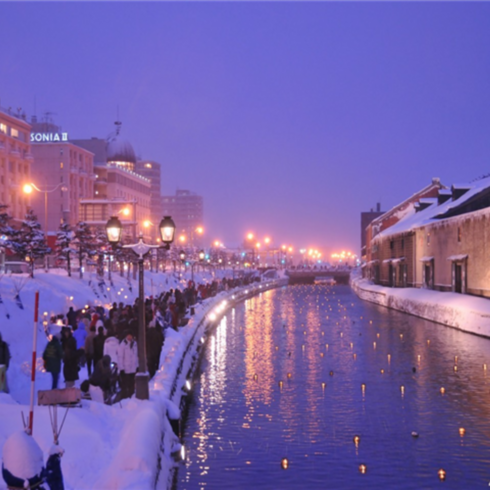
[286,268,351,285]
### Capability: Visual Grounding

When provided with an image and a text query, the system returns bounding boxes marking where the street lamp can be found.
[198,250,205,261]
[105,214,176,400]
[23,181,67,270]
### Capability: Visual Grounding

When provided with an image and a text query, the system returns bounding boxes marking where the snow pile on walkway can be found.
[351,271,490,338]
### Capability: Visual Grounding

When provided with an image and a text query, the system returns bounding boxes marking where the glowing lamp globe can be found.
[159,216,176,249]
[106,216,123,245]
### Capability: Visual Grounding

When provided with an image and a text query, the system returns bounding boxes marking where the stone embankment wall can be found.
[351,274,490,339]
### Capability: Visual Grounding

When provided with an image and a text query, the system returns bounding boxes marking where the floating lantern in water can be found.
[454,355,458,363]
[303,331,306,335]
[281,458,289,470]
[459,427,465,436]
[329,371,334,376]
[322,331,325,336]
[359,464,367,474]
[69,296,73,301]
[253,374,258,381]
[401,385,405,396]
[440,387,445,394]
[361,383,366,394]
[302,345,305,351]
[453,365,458,372]
[340,332,343,337]
[387,354,391,363]
[287,372,292,379]
[418,355,421,362]
[427,339,430,345]
[275,346,279,351]
[350,343,353,349]
[279,381,283,389]
[353,435,360,446]
[380,369,384,374]
[438,469,446,481]
[400,334,403,339]
[373,342,376,349]
[321,382,326,390]
[484,364,488,371]
[326,344,329,349]
[353,353,357,360]
[377,333,380,338]
[320,352,324,358]
[411,431,419,438]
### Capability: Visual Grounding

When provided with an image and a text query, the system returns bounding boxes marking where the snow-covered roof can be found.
[420,256,434,262]
[374,175,490,241]
[447,254,468,261]
[370,178,443,226]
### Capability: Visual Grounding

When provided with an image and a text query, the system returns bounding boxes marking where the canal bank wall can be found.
[351,272,490,338]
[94,277,288,490]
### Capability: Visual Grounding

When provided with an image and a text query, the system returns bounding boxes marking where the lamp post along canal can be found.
[106,215,176,399]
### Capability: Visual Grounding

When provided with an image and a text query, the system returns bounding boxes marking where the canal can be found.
[175,285,490,489]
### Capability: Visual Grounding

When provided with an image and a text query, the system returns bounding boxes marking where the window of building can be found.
[401,239,404,250]
[390,240,394,250]
[457,227,462,243]
[0,123,7,134]
[427,233,431,245]
[60,162,63,169]
[11,128,18,138]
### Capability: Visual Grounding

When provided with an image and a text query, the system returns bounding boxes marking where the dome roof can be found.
[106,122,136,164]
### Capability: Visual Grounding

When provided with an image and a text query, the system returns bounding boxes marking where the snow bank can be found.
[351,272,490,338]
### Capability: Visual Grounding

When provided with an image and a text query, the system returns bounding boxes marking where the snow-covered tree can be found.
[10,209,50,278]
[72,221,95,279]
[0,204,14,254]
[94,228,110,278]
[55,222,75,277]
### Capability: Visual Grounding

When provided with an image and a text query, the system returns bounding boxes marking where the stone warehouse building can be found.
[366,175,490,299]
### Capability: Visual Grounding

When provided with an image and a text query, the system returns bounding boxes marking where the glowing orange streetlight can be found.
[178,235,186,243]
[247,232,254,241]
[264,237,271,245]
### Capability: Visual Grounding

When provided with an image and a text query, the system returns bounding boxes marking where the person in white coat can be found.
[118,332,138,399]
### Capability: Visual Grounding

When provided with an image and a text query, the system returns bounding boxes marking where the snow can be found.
[0,266,286,489]
[447,254,468,261]
[351,271,490,338]
[2,430,43,479]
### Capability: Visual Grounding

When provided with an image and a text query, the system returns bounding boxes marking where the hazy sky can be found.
[1,2,490,255]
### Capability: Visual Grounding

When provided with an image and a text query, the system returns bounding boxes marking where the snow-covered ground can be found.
[0,267,287,490]
[351,270,490,338]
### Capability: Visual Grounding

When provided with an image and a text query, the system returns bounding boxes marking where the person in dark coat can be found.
[146,318,164,379]
[93,326,106,368]
[0,332,11,393]
[42,335,63,389]
[61,329,78,388]
[84,326,96,377]
[90,355,116,402]
[66,306,77,330]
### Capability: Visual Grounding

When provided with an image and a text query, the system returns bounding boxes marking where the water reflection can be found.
[177,285,490,489]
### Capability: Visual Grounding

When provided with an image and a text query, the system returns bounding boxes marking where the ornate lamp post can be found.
[23,182,68,271]
[106,215,175,400]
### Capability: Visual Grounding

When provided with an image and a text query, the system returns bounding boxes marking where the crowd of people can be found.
[38,274,261,403]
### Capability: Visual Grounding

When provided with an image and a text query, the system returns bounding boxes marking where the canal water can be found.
[175,285,490,489]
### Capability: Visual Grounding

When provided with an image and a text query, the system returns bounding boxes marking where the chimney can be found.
[376,202,381,212]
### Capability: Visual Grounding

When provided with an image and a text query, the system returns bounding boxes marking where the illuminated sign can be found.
[30,132,68,142]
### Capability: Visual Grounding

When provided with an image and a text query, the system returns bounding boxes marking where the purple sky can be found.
[1,3,490,256]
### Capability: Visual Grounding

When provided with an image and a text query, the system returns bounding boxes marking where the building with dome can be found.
[74,122,152,241]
